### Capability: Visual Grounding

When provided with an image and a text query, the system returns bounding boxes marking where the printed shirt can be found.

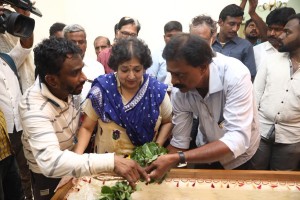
[0,109,11,161]
[0,42,31,133]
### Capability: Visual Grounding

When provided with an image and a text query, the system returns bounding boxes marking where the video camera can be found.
[0,0,42,38]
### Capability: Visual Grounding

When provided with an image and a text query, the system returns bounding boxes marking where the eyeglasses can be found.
[119,30,137,37]
[71,40,86,45]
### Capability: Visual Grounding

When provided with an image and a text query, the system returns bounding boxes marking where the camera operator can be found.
[0,2,34,200]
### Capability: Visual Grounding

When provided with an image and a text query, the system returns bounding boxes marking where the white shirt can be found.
[170,54,260,169]
[20,78,114,176]
[147,47,172,91]
[82,57,105,101]
[0,42,31,133]
[254,41,278,72]
[254,52,300,144]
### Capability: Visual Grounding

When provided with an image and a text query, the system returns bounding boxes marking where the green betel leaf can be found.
[98,181,135,200]
[131,142,168,167]
[101,186,113,194]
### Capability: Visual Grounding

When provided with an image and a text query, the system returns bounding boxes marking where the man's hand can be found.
[248,0,258,15]
[0,4,4,15]
[114,155,150,188]
[145,153,178,181]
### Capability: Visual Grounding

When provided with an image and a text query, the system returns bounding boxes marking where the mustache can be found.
[173,84,186,89]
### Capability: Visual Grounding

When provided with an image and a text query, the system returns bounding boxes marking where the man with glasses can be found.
[63,24,105,101]
[98,16,141,74]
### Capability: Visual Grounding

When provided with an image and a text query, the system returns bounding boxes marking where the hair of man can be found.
[162,33,214,68]
[34,37,82,83]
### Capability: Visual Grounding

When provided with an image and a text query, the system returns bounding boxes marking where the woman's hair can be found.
[108,37,152,71]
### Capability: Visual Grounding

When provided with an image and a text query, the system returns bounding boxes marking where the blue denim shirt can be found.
[212,35,257,79]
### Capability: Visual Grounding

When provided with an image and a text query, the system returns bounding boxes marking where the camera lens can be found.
[1,9,35,38]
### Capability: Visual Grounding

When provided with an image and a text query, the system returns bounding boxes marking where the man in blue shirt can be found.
[212,4,256,81]
[147,21,182,84]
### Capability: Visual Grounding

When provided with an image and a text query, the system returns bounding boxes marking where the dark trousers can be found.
[30,171,61,200]
[9,130,33,200]
[0,155,25,200]
[249,138,300,170]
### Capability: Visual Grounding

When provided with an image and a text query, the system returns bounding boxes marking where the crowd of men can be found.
[0,0,299,199]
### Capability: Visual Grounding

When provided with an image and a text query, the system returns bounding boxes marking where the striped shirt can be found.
[20,78,114,178]
[0,109,11,160]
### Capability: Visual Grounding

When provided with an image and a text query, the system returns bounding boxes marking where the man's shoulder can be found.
[213,53,250,78]
[19,81,47,112]
[233,36,252,48]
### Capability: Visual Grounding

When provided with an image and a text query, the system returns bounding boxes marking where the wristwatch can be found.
[177,151,187,167]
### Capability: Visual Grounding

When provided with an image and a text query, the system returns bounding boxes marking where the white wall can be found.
[30,0,299,59]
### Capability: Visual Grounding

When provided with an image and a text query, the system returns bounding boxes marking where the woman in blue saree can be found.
[74,37,172,156]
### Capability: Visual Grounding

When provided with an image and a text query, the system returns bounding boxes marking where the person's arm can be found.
[248,0,268,42]
[242,43,257,81]
[253,56,268,107]
[240,0,247,10]
[73,114,97,154]
[147,59,255,180]
[146,140,232,180]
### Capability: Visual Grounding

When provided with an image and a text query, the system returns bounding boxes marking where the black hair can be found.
[244,18,254,30]
[287,13,300,24]
[49,22,66,37]
[114,23,119,35]
[266,7,296,26]
[219,4,244,21]
[34,37,82,83]
[117,17,141,34]
[164,21,182,34]
[163,33,214,68]
[108,37,152,71]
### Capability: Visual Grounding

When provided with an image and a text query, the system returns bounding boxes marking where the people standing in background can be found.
[253,7,296,71]
[98,16,141,74]
[0,4,34,199]
[0,108,24,200]
[20,37,149,200]
[244,19,261,45]
[49,22,66,38]
[63,24,105,101]
[250,13,300,170]
[147,21,182,86]
[212,4,256,81]
[94,36,111,57]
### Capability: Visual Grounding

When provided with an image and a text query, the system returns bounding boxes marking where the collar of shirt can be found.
[190,60,224,97]
[39,79,72,109]
[214,34,238,45]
